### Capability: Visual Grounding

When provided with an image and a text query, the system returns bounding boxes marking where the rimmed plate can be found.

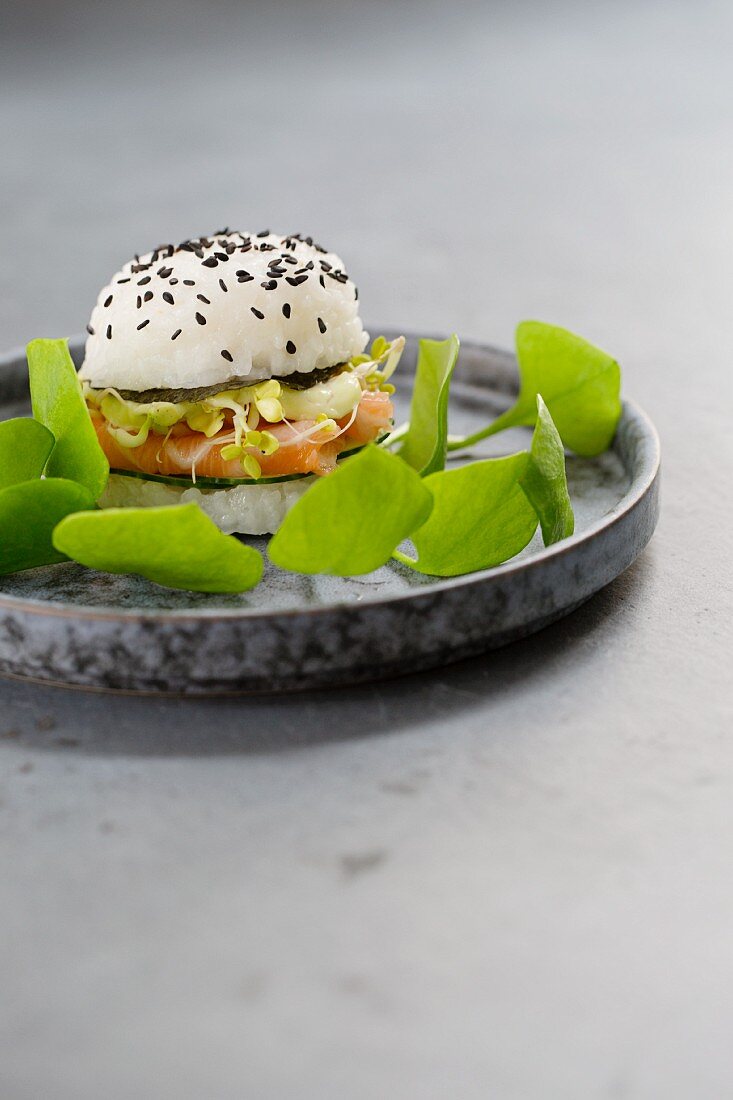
[0,331,660,694]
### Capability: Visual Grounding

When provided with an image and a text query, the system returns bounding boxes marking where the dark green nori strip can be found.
[108,361,347,403]
[273,363,345,390]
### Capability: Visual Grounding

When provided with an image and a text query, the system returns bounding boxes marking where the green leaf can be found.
[447,321,622,457]
[394,452,538,577]
[52,504,263,593]
[398,334,460,475]
[268,444,433,575]
[519,395,574,546]
[0,478,96,575]
[0,418,54,489]
[27,338,109,499]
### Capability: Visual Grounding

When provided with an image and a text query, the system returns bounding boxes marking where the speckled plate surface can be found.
[0,331,660,694]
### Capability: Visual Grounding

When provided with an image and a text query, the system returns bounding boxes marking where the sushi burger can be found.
[80,230,403,534]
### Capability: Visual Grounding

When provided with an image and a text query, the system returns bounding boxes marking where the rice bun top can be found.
[80,230,368,394]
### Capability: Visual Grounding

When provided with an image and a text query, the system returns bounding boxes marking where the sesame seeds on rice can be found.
[80,231,367,394]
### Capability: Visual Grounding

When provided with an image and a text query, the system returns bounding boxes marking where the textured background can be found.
[0,1,731,1097]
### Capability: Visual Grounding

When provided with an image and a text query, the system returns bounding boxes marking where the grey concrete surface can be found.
[0,1,731,1097]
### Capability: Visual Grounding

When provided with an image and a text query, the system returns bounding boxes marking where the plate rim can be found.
[0,333,661,624]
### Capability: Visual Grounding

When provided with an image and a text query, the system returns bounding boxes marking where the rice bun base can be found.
[99,472,314,536]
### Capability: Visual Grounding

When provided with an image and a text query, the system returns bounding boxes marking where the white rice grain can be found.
[99,473,315,535]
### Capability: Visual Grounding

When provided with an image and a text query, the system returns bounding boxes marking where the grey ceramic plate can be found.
[0,331,659,694]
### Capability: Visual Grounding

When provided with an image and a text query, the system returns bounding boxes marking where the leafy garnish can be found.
[27,338,109,498]
[398,335,460,475]
[0,479,96,575]
[447,321,621,456]
[395,396,575,576]
[393,454,537,576]
[0,320,614,591]
[52,505,263,593]
[519,395,574,545]
[268,444,433,575]
[0,418,54,489]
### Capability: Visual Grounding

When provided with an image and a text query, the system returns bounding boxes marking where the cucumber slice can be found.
[108,438,382,491]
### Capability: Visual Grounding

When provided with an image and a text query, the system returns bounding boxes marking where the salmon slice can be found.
[91,390,393,480]
[340,389,396,445]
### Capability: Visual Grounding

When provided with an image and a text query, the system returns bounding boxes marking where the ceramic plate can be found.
[0,332,660,693]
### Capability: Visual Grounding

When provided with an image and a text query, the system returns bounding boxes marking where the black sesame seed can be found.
[195,312,206,325]
[117,277,131,283]
[86,324,95,335]
[138,276,151,285]
[163,292,174,304]
[286,340,296,354]
[144,290,154,302]
[183,279,195,286]
[286,275,308,286]
[319,275,325,287]
[318,317,327,334]
[201,257,218,268]
[282,303,291,318]
[106,324,112,339]
[137,319,149,330]
[236,270,252,280]
[221,349,233,362]
[197,294,211,304]
[214,252,229,262]
[136,296,142,309]
[262,280,278,290]
[171,328,182,340]
[251,307,264,319]
[256,229,270,237]
[104,294,113,307]
[355,287,358,299]
[194,249,204,259]
[219,278,228,293]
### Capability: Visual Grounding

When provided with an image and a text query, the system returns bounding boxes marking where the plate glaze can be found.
[0,332,660,693]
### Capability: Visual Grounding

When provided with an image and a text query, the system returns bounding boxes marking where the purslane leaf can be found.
[393,453,538,576]
[52,504,263,593]
[0,418,54,489]
[447,321,622,457]
[0,478,96,575]
[519,395,574,546]
[398,335,460,475]
[394,400,575,576]
[27,338,109,499]
[268,444,433,575]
